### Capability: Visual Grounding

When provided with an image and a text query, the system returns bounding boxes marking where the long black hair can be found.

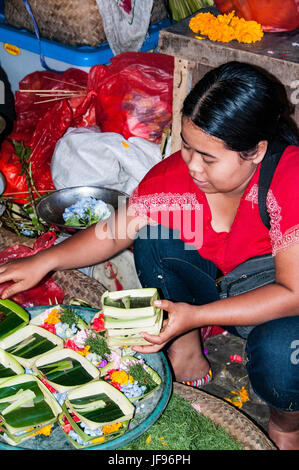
[182,61,299,156]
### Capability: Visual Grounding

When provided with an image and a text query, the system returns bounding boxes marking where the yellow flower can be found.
[92,436,106,444]
[29,424,53,437]
[189,11,263,44]
[102,422,122,435]
[225,386,250,408]
[76,345,90,357]
[45,308,61,325]
[145,434,152,444]
[110,370,134,385]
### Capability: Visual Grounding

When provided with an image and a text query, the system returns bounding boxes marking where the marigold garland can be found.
[189,11,264,44]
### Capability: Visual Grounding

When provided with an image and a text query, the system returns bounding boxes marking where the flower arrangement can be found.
[30,306,87,340]
[60,412,124,447]
[62,197,111,228]
[189,10,264,43]
[102,355,162,401]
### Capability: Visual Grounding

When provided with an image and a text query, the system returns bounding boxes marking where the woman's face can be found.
[181,117,264,196]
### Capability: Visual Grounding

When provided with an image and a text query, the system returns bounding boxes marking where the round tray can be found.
[0,305,172,451]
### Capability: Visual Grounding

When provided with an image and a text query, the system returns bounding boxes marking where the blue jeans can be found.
[133,225,299,412]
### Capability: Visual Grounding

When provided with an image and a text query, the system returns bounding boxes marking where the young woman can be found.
[0,62,298,449]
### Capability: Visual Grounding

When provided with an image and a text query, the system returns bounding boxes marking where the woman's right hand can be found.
[0,254,51,299]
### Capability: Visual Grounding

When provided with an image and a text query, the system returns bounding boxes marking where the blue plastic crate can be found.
[0,13,171,92]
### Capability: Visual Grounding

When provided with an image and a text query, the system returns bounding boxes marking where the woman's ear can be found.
[252,140,268,164]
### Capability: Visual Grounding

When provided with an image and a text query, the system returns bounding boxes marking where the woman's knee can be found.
[246,316,299,411]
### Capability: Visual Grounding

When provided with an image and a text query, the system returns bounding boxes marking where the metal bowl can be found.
[36,186,128,231]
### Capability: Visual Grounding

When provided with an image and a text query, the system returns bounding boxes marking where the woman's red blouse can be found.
[129,145,299,275]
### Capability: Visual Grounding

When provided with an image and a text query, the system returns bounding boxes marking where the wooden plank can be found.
[171,57,194,153]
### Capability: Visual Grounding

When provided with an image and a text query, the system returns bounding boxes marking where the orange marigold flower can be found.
[189,11,263,44]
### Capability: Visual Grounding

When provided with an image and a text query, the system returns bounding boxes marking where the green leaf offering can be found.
[101,355,162,402]
[0,348,24,384]
[0,300,29,341]
[58,380,135,449]
[66,381,135,429]
[0,374,61,445]
[34,349,100,393]
[101,288,163,346]
[29,305,88,340]
[0,325,64,368]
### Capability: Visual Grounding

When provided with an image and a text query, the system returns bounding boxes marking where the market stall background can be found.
[0,0,298,450]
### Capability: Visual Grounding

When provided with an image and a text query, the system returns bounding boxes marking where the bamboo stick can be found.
[46,77,87,89]
[20,89,86,93]
[34,95,85,104]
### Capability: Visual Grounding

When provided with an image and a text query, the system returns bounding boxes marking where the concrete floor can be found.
[200,332,270,434]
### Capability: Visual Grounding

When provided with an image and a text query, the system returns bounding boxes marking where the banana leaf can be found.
[101,288,160,319]
[58,408,129,449]
[0,374,61,435]
[102,288,163,347]
[101,355,161,402]
[0,325,64,368]
[104,310,161,329]
[34,349,100,393]
[0,348,24,384]
[65,380,135,431]
[0,419,55,446]
[106,311,163,347]
[0,299,29,340]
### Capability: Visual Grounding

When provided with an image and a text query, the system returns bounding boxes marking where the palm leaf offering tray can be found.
[102,288,163,346]
[0,292,172,450]
[0,374,61,446]
[58,381,135,449]
[29,305,88,340]
[0,300,29,340]
[0,325,64,369]
[0,349,24,385]
[33,349,100,393]
[101,355,162,402]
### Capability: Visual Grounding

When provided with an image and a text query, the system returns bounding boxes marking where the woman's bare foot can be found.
[268,408,299,450]
[166,329,210,382]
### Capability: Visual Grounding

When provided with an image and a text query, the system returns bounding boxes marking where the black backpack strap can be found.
[258,140,288,230]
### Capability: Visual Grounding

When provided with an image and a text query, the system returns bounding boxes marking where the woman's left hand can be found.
[132,299,196,353]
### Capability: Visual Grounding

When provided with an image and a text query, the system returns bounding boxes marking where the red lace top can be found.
[129,145,299,275]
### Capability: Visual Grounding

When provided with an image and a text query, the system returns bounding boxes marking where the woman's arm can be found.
[133,243,299,353]
[0,202,146,299]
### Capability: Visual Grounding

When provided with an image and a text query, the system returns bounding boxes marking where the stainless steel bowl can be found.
[36,186,128,231]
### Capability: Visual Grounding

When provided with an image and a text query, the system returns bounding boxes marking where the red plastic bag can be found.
[214,0,299,32]
[89,52,174,144]
[0,68,95,203]
[0,232,57,264]
[0,278,65,308]
[0,232,65,308]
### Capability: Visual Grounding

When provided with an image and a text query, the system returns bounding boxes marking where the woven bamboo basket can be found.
[0,226,276,450]
[173,383,276,450]
[4,0,168,47]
